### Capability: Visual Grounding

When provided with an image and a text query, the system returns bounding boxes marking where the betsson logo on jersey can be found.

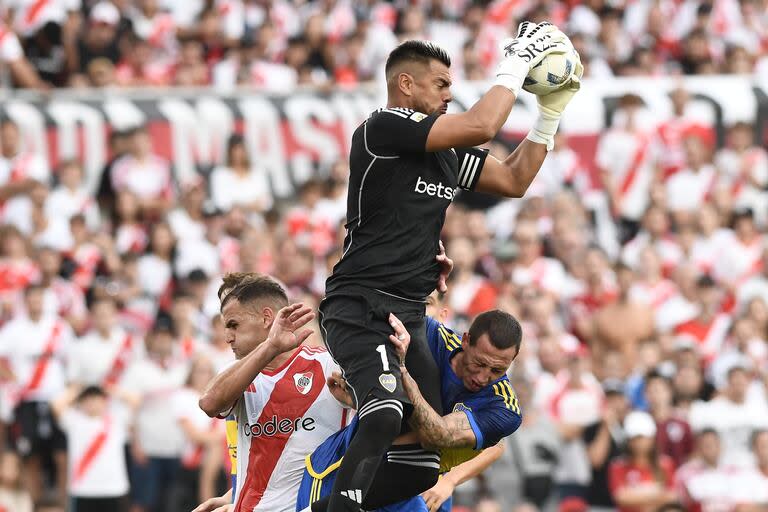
[243,416,316,437]
[414,177,457,200]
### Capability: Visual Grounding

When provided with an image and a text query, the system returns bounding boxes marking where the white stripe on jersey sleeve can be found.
[463,155,481,189]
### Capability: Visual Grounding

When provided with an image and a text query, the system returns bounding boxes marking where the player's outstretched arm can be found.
[425,22,571,152]
[421,443,505,512]
[192,488,232,512]
[473,51,584,198]
[199,303,315,417]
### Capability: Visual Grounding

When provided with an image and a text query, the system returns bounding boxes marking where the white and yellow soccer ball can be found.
[522,47,579,95]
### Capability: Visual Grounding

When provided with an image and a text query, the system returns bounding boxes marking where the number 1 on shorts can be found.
[376,344,390,372]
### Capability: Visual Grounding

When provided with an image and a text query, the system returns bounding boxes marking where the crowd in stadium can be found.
[1,0,768,90]
[1,1,768,512]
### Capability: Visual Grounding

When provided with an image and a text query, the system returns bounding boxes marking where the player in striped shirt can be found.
[196,273,350,512]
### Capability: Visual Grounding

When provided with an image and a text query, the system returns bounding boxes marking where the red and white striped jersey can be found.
[0,315,74,402]
[232,346,348,512]
[666,165,719,212]
[674,314,732,364]
[711,233,765,287]
[512,257,567,298]
[596,129,655,221]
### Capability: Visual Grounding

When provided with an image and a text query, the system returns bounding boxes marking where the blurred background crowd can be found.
[1,1,768,512]
[1,0,768,90]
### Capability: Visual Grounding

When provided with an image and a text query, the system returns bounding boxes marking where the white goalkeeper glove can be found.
[527,49,584,151]
[494,21,571,98]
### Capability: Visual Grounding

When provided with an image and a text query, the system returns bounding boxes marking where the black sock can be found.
[322,397,404,512]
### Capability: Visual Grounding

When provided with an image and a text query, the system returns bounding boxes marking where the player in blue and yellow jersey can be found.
[297,304,523,512]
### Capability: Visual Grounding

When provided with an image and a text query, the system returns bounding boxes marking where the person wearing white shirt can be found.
[0,285,74,502]
[120,322,187,512]
[110,127,175,217]
[31,247,88,335]
[167,177,206,243]
[137,223,175,300]
[51,385,138,512]
[170,356,224,511]
[730,429,768,506]
[511,220,567,300]
[5,181,73,253]
[202,314,234,373]
[209,135,273,214]
[0,119,50,223]
[69,298,139,387]
[666,133,719,224]
[688,361,768,468]
[45,160,100,231]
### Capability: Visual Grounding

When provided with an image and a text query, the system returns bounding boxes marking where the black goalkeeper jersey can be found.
[325,107,490,301]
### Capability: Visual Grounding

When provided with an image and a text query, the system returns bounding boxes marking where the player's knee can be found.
[356,397,404,442]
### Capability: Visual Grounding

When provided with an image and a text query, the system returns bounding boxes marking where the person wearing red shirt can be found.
[608,411,677,512]
[644,370,694,469]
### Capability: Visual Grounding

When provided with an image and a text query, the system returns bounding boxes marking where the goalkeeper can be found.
[318,21,582,512]
[299,310,523,512]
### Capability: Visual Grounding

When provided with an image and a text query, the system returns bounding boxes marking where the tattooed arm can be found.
[400,363,478,449]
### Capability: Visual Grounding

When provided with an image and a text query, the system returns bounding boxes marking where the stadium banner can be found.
[1,75,766,199]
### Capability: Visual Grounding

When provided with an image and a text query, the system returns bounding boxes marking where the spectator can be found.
[204,314,233,373]
[113,190,148,255]
[596,94,656,243]
[51,385,135,512]
[546,343,603,502]
[674,429,737,510]
[209,134,272,215]
[583,379,629,511]
[68,297,138,387]
[446,236,497,321]
[0,284,74,502]
[488,374,561,510]
[608,411,677,512]
[72,2,122,80]
[0,119,51,225]
[591,263,654,368]
[689,359,768,467]
[666,128,718,227]
[121,322,186,512]
[711,208,765,290]
[715,122,768,226]
[45,160,100,231]
[0,451,33,512]
[0,22,47,89]
[169,356,222,511]
[645,370,694,468]
[0,225,40,315]
[510,220,567,300]
[673,274,730,365]
[34,246,88,334]
[110,126,174,218]
[137,222,175,303]
[732,429,768,505]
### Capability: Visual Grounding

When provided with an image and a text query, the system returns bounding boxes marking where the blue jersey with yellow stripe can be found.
[296,317,522,511]
[225,413,238,500]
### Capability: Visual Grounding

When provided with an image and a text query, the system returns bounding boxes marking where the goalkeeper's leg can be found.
[309,444,440,511]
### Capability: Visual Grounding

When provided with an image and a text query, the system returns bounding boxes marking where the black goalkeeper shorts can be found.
[318,286,443,419]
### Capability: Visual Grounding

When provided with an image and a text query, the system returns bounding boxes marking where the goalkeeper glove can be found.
[494,21,571,98]
[526,50,584,151]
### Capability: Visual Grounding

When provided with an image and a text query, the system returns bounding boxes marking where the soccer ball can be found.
[523,48,578,95]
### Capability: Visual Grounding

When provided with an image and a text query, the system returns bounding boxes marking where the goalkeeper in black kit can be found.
[316,21,583,512]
